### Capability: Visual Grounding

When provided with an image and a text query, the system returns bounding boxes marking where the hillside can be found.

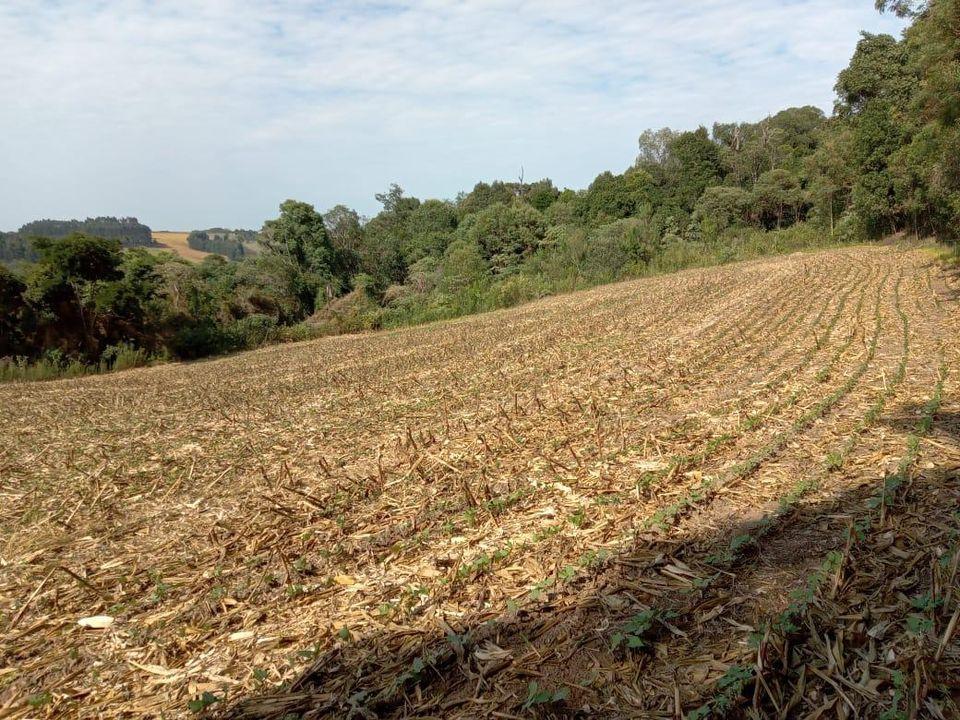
[150,231,214,262]
[1,246,959,718]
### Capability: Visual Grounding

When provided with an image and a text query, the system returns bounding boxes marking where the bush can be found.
[170,321,233,360]
[228,314,278,349]
[490,273,549,308]
[307,288,381,335]
[100,342,151,371]
[0,342,160,382]
[272,323,319,344]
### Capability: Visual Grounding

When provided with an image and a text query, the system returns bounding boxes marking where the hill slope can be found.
[1,245,959,719]
[150,231,214,262]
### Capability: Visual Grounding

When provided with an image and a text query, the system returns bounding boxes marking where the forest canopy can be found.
[0,217,153,263]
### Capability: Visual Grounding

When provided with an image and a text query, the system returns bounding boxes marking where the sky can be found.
[0,1,908,232]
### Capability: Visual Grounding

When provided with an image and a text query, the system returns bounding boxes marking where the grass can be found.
[0,343,160,382]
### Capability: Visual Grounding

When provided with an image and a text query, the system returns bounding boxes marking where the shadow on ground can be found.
[223,471,942,719]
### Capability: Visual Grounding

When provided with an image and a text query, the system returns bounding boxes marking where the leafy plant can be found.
[187,692,219,714]
[522,681,569,711]
[610,609,670,650]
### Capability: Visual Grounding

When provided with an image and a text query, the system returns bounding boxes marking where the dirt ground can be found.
[1,245,958,719]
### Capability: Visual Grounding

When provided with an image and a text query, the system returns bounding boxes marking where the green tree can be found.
[360,185,420,286]
[523,179,561,211]
[753,169,804,229]
[25,233,145,359]
[835,33,913,117]
[403,199,459,264]
[458,181,518,217]
[693,186,752,237]
[458,202,547,273]
[440,240,488,293]
[323,205,364,255]
[806,123,856,235]
[637,127,678,168]
[261,199,344,309]
[0,265,29,356]
[666,128,725,212]
[580,170,657,225]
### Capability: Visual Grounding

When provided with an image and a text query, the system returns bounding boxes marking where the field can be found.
[2,245,959,718]
[150,231,213,262]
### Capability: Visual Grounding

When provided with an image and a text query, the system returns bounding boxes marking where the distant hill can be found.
[148,229,262,262]
[0,216,154,263]
[150,231,213,262]
[0,219,262,266]
[187,228,261,261]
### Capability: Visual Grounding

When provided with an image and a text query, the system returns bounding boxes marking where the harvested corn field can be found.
[2,245,959,719]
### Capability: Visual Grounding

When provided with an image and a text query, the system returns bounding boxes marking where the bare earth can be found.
[150,231,212,262]
[1,245,959,719]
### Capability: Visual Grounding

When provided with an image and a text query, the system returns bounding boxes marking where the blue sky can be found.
[0,1,907,231]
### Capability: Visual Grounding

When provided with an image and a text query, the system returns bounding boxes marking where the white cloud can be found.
[0,0,907,230]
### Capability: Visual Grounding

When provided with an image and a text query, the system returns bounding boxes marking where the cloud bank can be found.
[0,1,906,230]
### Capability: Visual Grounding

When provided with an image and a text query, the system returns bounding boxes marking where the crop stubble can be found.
[0,245,958,718]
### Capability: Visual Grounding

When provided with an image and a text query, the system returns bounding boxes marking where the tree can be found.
[898,0,960,237]
[693,186,752,236]
[665,128,725,212]
[818,31,920,238]
[768,106,826,159]
[323,205,364,255]
[637,127,678,168]
[835,33,913,116]
[875,0,926,16]
[458,181,520,217]
[261,200,343,309]
[403,199,458,264]
[806,123,856,234]
[359,185,421,287]
[323,205,365,280]
[25,233,140,358]
[753,170,803,229]
[523,179,561,211]
[0,265,28,356]
[580,170,657,224]
[440,240,488,293]
[458,202,547,273]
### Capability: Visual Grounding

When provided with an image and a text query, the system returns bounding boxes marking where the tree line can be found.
[0,217,153,263]
[0,0,956,375]
[187,229,260,261]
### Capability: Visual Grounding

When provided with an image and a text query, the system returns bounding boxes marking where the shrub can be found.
[307,288,381,335]
[228,314,278,349]
[100,342,151,371]
[490,273,549,308]
[170,321,233,360]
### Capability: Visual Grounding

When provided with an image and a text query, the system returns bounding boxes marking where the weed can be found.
[187,692,219,714]
[610,609,673,650]
[27,692,52,709]
[686,665,754,719]
[522,681,569,711]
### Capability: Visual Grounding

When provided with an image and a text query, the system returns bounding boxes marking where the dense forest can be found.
[0,0,956,376]
[0,217,153,263]
[187,229,260,260]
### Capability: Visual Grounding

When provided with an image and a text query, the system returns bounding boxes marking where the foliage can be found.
[457,201,547,273]
[187,230,249,260]
[4,4,957,379]
[521,681,568,711]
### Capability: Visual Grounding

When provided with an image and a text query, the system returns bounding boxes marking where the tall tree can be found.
[261,200,343,309]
